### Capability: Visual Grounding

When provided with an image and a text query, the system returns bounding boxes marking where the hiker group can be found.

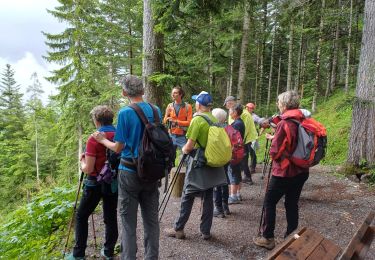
[66,75,327,259]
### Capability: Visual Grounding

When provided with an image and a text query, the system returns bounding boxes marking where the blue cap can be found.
[192,91,213,107]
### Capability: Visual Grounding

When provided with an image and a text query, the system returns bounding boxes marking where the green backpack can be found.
[196,114,232,167]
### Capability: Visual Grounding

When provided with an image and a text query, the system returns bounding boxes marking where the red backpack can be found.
[287,118,327,168]
[224,125,245,165]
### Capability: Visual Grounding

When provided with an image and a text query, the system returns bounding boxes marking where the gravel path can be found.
[85,165,375,259]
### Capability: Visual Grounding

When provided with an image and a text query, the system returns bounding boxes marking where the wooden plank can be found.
[339,211,375,260]
[276,229,324,260]
[267,227,307,260]
[306,238,342,260]
[352,225,375,259]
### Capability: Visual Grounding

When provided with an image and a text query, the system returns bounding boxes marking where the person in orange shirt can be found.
[163,86,193,150]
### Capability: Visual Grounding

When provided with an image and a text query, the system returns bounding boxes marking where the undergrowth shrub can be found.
[0,186,75,259]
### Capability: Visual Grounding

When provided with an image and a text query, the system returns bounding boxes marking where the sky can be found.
[0,0,66,102]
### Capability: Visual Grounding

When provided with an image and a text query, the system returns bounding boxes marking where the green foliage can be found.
[0,186,75,259]
[313,90,354,165]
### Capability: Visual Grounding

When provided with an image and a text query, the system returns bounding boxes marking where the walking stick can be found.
[258,139,271,196]
[63,172,85,258]
[159,154,187,222]
[159,154,187,212]
[261,138,271,179]
[91,214,97,249]
[258,160,273,236]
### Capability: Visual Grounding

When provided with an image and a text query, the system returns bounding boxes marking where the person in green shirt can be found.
[166,91,217,241]
[224,96,258,185]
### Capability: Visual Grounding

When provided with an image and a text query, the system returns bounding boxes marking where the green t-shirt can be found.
[186,112,218,148]
[228,107,257,144]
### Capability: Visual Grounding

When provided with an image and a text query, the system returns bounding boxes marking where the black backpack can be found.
[129,103,175,183]
[97,148,120,184]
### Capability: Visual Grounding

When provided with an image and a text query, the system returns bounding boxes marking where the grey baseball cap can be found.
[223,96,237,106]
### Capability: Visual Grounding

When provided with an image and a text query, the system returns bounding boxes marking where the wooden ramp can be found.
[267,211,375,260]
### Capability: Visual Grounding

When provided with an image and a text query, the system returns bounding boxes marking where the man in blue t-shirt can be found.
[93,75,161,260]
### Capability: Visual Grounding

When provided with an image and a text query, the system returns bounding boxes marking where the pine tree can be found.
[347,0,375,167]
[44,0,106,177]
[0,64,31,206]
[26,72,45,184]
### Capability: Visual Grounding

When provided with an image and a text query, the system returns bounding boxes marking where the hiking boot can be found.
[223,203,231,215]
[165,228,186,239]
[65,253,85,260]
[201,233,212,240]
[253,236,275,250]
[228,196,240,204]
[100,248,114,260]
[213,207,225,218]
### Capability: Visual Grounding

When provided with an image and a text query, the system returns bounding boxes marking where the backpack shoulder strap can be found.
[148,103,160,123]
[129,103,160,125]
[285,118,302,125]
[195,113,213,126]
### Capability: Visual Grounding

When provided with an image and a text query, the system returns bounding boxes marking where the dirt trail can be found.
[85,165,375,259]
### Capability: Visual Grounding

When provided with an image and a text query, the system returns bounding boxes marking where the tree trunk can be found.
[325,49,334,101]
[347,0,375,166]
[276,55,281,100]
[300,43,307,100]
[129,22,133,75]
[344,0,353,93]
[77,124,83,176]
[286,18,294,91]
[208,15,213,91]
[237,1,251,103]
[258,0,268,107]
[295,9,305,92]
[34,116,40,185]
[143,0,164,107]
[329,0,342,94]
[227,33,234,97]
[266,26,276,117]
[254,43,260,103]
[312,0,325,113]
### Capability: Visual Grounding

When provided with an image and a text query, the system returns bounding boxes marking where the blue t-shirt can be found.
[115,102,162,172]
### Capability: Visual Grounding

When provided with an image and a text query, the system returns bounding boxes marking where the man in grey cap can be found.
[224,96,258,185]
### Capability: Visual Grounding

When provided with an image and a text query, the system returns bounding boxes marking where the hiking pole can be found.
[258,160,273,236]
[91,214,97,249]
[159,154,186,215]
[261,139,271,180]
[63,172,85,258]
[159,154,187,222]
[258,139,271,196]
[158,154,187,212]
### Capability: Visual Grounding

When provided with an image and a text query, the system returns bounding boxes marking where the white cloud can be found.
[0,0,66,63]
[0,0,64,104]
[0,52,59,103]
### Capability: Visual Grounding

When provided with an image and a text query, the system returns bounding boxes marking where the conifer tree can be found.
[347,0,375,167]
[0,64,30,205]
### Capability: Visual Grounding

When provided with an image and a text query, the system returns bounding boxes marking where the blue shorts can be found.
[228,164,242,185]
[170,134,187,148]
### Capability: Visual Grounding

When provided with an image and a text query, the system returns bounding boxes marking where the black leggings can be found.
[73,183,118,257]
[261,172,309,239]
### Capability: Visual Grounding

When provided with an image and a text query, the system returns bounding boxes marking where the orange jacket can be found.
[163,102,193,136]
